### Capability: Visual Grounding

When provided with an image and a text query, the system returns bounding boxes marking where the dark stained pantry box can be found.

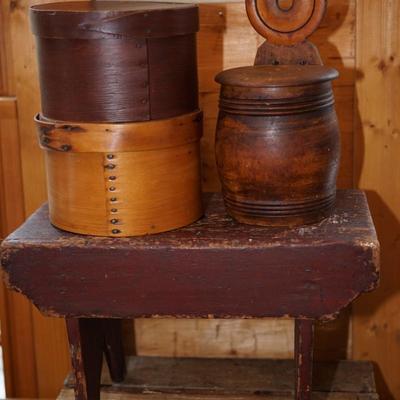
[30,1,199,122]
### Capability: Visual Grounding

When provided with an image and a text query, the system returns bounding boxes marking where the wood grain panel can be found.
[9,0,47,215]
[0,97,37,397]
[136,319,294,359]
[0,98,24,233]
[31,309,70,398]
[8,0,71,397]
[0,0,14,95]
[352,1,400,399]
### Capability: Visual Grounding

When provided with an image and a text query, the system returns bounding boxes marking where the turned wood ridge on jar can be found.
[31,1,203,237]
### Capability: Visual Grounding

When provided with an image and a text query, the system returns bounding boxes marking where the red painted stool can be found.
[0,190,379,400]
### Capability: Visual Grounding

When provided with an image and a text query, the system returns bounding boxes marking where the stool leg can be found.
[103,319,126,382]
[132,319,137,355]
[294,319,315,400]
[66,318,104,400]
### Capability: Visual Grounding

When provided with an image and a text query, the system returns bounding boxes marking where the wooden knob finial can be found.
[246,0,327,45]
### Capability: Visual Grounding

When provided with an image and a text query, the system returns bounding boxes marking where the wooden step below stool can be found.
[58,357,379,400]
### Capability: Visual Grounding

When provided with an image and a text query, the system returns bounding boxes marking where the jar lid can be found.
[30,1,198,39]
[215,65,339,88]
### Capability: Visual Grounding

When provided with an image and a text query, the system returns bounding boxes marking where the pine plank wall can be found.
[0,0,399,399]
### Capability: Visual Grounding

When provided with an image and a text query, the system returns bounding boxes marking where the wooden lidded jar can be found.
[215,65,340,227]
[31,1,203,237]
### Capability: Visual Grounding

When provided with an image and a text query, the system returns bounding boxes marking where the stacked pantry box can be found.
[31,1,203,237]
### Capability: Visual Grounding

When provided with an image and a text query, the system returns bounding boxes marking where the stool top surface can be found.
[2,190,377,251]
[0,190,379,320]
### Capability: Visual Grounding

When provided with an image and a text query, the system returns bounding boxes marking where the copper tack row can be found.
[105,153,121,235]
